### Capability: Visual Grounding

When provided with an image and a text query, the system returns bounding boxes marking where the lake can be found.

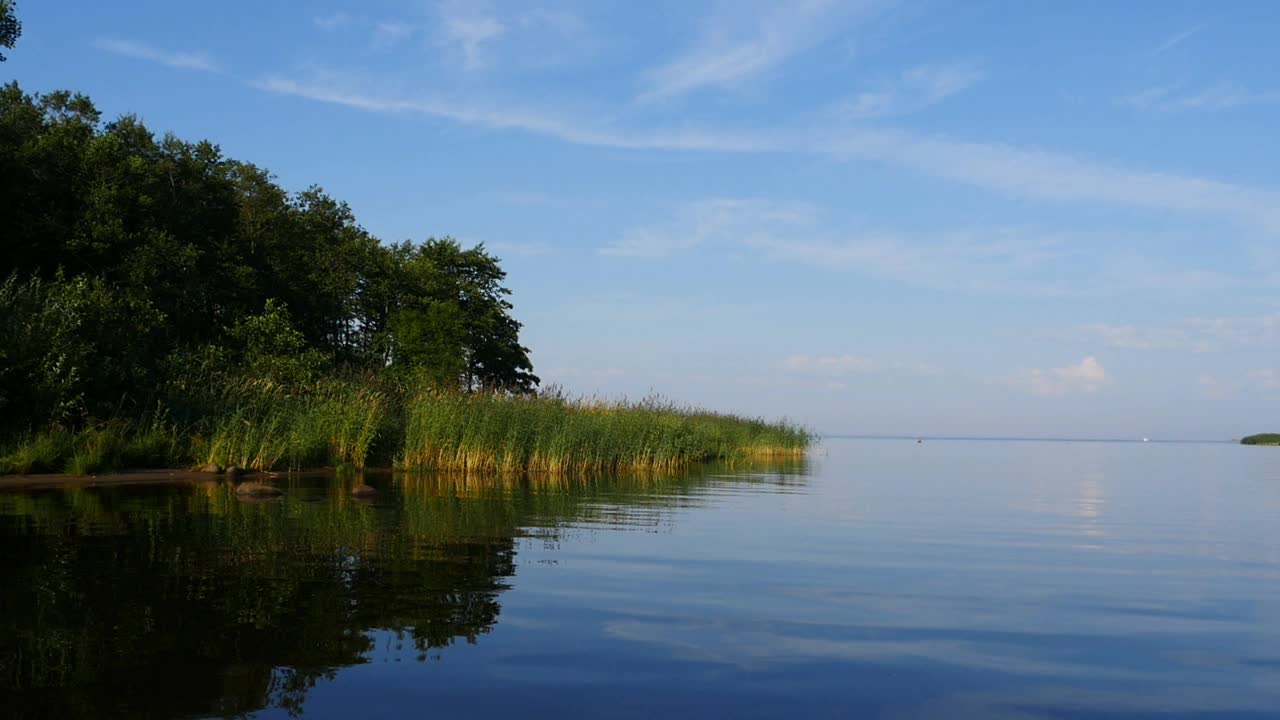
[4,438,1280,718]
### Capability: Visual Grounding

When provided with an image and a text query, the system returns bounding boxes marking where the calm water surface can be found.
[4,438,1280,718]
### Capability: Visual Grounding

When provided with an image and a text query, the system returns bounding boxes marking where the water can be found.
[4,438,1280,719]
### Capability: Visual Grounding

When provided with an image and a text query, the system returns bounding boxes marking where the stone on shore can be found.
[235,482,283,498]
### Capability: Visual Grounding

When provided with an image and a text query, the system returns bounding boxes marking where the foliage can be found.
[0,77,810,474]
[0,273,164,430]
[0,378,811,475]
[400,388,813,474]
[0,81,537,439]
[1241,433,1280,446]
[0,0,19,61]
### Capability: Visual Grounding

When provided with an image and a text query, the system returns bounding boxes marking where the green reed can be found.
[202,378,388,471]
[2,378,809,476]
[0,414,187,476]
[400,388,811,474]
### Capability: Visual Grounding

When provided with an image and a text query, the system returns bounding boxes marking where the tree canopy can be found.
[0,1,20,61]
[0,82,537,435]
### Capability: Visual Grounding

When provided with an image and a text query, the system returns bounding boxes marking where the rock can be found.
[235,482,283,498]
[200,462,224,474]
[225,465,241,479]
[351,484,379,498]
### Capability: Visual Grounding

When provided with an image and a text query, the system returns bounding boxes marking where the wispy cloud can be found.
[253,75,774,153]
[823,129,1280,233]
[1009,357,1107,397]
[837,62,983,119]
[1249,368,1280,390]
[782,354,939,390]
[599,198,817,258]
[1117,83,1280,112]
[313,12,352,31]
[784,354,878,376]
[1202,368,1280,399]
[94,37,220,72]
[436,2,506,70]
[1152,25,1203,55]
[1080,315,1280,352]
[638,0,884,102]
[487,241,552,257]
[601,197,1093,295]
[373,20,415,51]
[252,72,1280,234]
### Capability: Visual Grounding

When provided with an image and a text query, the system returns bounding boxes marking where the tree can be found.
[0,80,540,433]
[382,239,538,392]
[0,1,19,61]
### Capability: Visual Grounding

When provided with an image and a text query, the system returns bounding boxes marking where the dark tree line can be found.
[0,81,537,434]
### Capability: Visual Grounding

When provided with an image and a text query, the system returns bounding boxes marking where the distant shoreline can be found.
[1241,434,1280,446]
[824,435,1236,445]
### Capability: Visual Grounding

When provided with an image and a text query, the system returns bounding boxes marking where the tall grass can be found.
[203,378,387,471]
[400,388,811,474]
[2,379,811,476]
[0,416,186,476]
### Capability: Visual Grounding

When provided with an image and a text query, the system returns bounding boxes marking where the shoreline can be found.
[0,467,371,491]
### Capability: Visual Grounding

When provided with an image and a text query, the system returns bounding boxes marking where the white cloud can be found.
[253,71,1280,234]
[599,198,817,258]
[1248,369,1280,390]
[638,0,885,102]
[784,354,879,376]
[1115,85,1177,111]
[436,3,506,70]
[1081,315,1280,352]
[1117,83,1280,112]
[600,197,1088,294]
[1078,323,1201,351]
[487,241,551,257]
[838,62,983,119]
[821,128,1280,234]
[1204,368,1280,399]
[94,38,219,72]
[1152,25,1203,55]
[1010,357,1107,397]
[516,9,586,35]
[313,12,352,31]
[373,21,415,50]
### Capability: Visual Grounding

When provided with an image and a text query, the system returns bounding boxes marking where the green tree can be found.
[0,274,164,432]
[0,1,20,61]
[382,239,538,392]
[0,80,539,436]
[226,299,326,387]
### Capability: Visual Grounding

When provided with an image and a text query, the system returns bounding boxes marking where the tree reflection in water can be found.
[0,461,807,718]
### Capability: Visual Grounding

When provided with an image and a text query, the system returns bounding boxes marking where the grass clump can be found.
[203,378,388,472]
[400,388,811,475]
[0,417,186,476]
[2,379,810,477]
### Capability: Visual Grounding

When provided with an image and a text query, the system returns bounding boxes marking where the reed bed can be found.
[202,378,387,471]
[399,389,811,475]
[0,417,184,476]
[1,379,810,476]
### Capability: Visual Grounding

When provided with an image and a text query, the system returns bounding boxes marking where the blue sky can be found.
[9,1,1280,439]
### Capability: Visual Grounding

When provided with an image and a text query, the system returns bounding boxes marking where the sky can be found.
[7,1,1280,440]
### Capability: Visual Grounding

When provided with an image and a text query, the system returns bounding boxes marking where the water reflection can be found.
[0,460,809,718]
